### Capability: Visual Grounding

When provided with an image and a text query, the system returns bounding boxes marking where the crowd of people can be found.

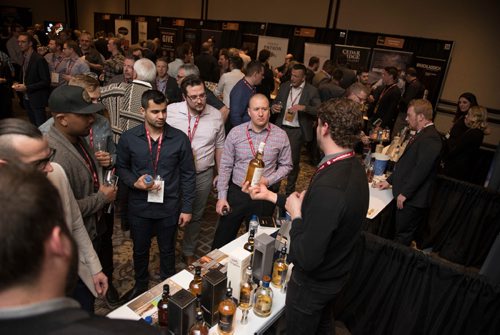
[0,22,490,334]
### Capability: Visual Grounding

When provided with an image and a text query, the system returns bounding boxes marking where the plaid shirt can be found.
[217,121,293,199]
[103,53,125,84]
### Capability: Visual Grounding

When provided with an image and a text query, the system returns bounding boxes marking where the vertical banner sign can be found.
[159,27,177,61]
[414,56,447,109]
[138,21,147,43]
[304,43,331,71]
[115,19,131,49]
[332,45,371,72]
[257,36,289,70]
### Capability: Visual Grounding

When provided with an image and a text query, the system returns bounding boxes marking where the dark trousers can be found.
[395,204,427,246]
[286,271,338,335]
[283,126,303,195]
[212,182,276,249]
[72,278,95,313]
[24,98,47,127]
[98,211,115,280]
[129,215,178,288]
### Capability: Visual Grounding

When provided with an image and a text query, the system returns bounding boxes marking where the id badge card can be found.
[147,176,164,203]
[51,72,60,84]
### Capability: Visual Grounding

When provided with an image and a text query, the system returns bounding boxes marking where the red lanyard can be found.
[310,151,355,182]
[187,112,201,143]
[246,124,271,157]
[289,86,303,106]
[78,142,99,190]
[53,55,63,71]
[378,83,397,101]
[88,128,94,149]
[242,78,255,93]
[145,126,163,176]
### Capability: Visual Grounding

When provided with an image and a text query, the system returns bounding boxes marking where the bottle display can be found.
[248,214,259,234]
[245,142,266,186]
[239,266,254,310]
[157,284,170,329]
[218,287,237,335]
[243,229,255,253]
[189,266,203,297]
[271,246,288,289]
[189,310,209,335]
[253,276,273,317]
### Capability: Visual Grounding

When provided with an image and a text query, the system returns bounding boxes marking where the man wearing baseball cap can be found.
[47,85,117,312]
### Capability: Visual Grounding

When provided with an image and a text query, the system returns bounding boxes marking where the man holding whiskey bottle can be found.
[212,93,292,249]
[246,98,369,334]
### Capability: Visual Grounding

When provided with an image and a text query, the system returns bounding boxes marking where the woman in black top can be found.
[452,92,478,124]
[443,105,489,182]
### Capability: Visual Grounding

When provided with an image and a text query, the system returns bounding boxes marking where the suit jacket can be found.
[388,125,442,208]
[318,81,345,102]
[372,84,401,129]
[23,51,50,108]
[48,163,102,296]
[48,126,107,241]
[274,81,321,142]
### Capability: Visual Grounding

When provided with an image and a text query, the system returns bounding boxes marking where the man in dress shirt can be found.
[214,56,244,108]
[375,99,442,246]
[212,93,293,248]
[167,75,225,264]
[116,90,195,301]
[79,31,104,78]
[229,60,264,127]
[273,63,321,195]
[44,38,65,88]
[168,42,193,79]
[156,57,180,104]
[60,40,90,85]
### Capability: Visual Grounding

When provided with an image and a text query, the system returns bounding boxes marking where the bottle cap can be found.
[144,175,153,184]
[163,284,170,294]
[144,315,153,325]
[258,141,266,152]
[250,214,257,221]
[262,275,271,284]
[195,266,201,275]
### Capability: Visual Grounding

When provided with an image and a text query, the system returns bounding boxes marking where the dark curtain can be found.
[336,233,500,335]
[424,175,500,267]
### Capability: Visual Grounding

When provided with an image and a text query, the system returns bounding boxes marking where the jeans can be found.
[129,215,178,288]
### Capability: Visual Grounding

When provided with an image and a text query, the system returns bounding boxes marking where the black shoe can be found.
[121,285,148,302]
[105,283,122,307]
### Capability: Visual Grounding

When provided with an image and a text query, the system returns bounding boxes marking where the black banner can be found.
[333,44,371,71]
[414,56,447,109]
[159,27,177,61]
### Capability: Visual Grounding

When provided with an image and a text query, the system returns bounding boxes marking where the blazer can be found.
[388,125,442,208]
[22,51,50,108]
[48,125,107,241]
[274,81,321,142]
[47,163,102,297]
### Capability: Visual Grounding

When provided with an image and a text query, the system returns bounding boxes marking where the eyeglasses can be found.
[32,148,56,170]
[185,93,207,102]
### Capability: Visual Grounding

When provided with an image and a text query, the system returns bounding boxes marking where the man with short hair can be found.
[375,99,442,246]
[273,63,321,195]
[393,67,426,136]
[195,41,219,83]
[214,55,244,108]
[168,42,193,79]
[116,90,196,301]
[371,66,402,130]
[229,60,264,127]
[156,57,180,103]
[44,38,65,87]
[246,98,369,335]
[108,54,137,85]
[12,32,50,126]
[0,164,158,334]
[167,75,225,264]
[60,40,90,85]
[102,37,125,84]
[336,53,357,89]
[256,49,275,101]
[47,85,117,311]
[318,68,345,102]
[0,117,108,312]
[212,93,293,248]
[306,56,320,84]
[79,31,104,77]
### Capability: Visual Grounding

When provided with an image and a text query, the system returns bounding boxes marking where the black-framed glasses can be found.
[32,148,56,170]
[185,93,207,102]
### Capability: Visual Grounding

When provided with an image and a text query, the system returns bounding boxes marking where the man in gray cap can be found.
[47,85,117,312]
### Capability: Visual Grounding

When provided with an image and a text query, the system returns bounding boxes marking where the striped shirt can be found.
[217,121,293,199]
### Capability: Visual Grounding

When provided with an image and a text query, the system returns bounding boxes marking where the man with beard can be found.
[0,164,159,334]
[116,90,195,301]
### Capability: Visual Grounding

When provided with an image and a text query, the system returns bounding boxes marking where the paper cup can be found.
[373,153,390,176]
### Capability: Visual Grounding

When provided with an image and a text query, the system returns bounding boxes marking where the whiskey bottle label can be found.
[218,313,234,332]
[250,167,264,186]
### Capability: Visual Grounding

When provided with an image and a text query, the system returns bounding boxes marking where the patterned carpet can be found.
[95,150,317,315]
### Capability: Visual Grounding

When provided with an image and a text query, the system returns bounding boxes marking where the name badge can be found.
[51,72,60,84]
[147,179,164,203]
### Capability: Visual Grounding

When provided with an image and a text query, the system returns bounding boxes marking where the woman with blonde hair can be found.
[442,105,489,182]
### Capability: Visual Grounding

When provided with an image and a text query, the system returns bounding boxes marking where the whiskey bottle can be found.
[271,246,288,289]
[157,284,170,329]
[243,229,255,253]
[189,310,209,335]
[218,287,237,335]
[244,142,265,186]
[189,266,203,297]
[239,266,255,310]
[253,276,273,317]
